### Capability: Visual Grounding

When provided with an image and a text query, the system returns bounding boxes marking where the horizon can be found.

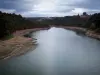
[0,0,100,17]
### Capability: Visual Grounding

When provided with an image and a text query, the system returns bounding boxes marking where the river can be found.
[0,27,100,75]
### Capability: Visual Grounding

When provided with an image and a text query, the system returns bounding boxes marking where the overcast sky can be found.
[0,0,100,17]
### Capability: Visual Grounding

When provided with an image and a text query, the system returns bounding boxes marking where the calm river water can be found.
[0,27,100,75]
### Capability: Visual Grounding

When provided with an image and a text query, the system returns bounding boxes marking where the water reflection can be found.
[0,27,100,75]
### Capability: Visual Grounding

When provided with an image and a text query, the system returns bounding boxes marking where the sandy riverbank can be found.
[0,28,50,60]
[0,36,37,60]
[0,26,100,60]
[13,28,49,36]
[59,26,100,40]
[0,28,47,60]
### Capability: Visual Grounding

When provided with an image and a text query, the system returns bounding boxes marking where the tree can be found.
[85,13,100,33]
[0,11,36,38]
[83,12,88,16]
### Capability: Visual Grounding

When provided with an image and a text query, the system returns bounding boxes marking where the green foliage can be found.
[85,13,100,33]
[3,34,13,40]
[1,11,100,39]
[0,11,36,38]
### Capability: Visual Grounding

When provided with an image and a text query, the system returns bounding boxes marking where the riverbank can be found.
[0,36,36,60]
[0,26,100,60]
[0,28,49,60]
[59,26,100,40]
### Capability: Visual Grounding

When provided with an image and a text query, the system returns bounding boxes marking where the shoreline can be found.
[0,28,49,60]
[0,36,36,60]
[58,26,100,40]
[0,26,100,60]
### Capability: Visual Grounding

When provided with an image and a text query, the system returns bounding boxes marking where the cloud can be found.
[20,11,67,17]
[1,0,100,17]
[0,8,16,13]
[72,8,100,14]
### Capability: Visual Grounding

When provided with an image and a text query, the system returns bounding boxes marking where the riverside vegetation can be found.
[0,11,100,59]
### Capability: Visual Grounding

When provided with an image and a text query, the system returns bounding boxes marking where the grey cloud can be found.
[0,0,100,17]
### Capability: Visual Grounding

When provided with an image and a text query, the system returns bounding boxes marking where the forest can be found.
[0,11,49,38]
[85,13,100,33]
[0,11,100,38]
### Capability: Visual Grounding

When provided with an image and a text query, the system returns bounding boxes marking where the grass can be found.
[2,34,14,40]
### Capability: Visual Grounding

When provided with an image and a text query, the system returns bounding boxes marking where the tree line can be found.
[0,11,100,38]
[85,13,100,33]
[29,13,89,27]
[0,11,49,38]
[29,12,100,33]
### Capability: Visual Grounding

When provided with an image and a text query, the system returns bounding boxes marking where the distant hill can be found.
[27,15,89,27]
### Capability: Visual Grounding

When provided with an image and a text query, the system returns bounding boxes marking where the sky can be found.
[0,0,100,17]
